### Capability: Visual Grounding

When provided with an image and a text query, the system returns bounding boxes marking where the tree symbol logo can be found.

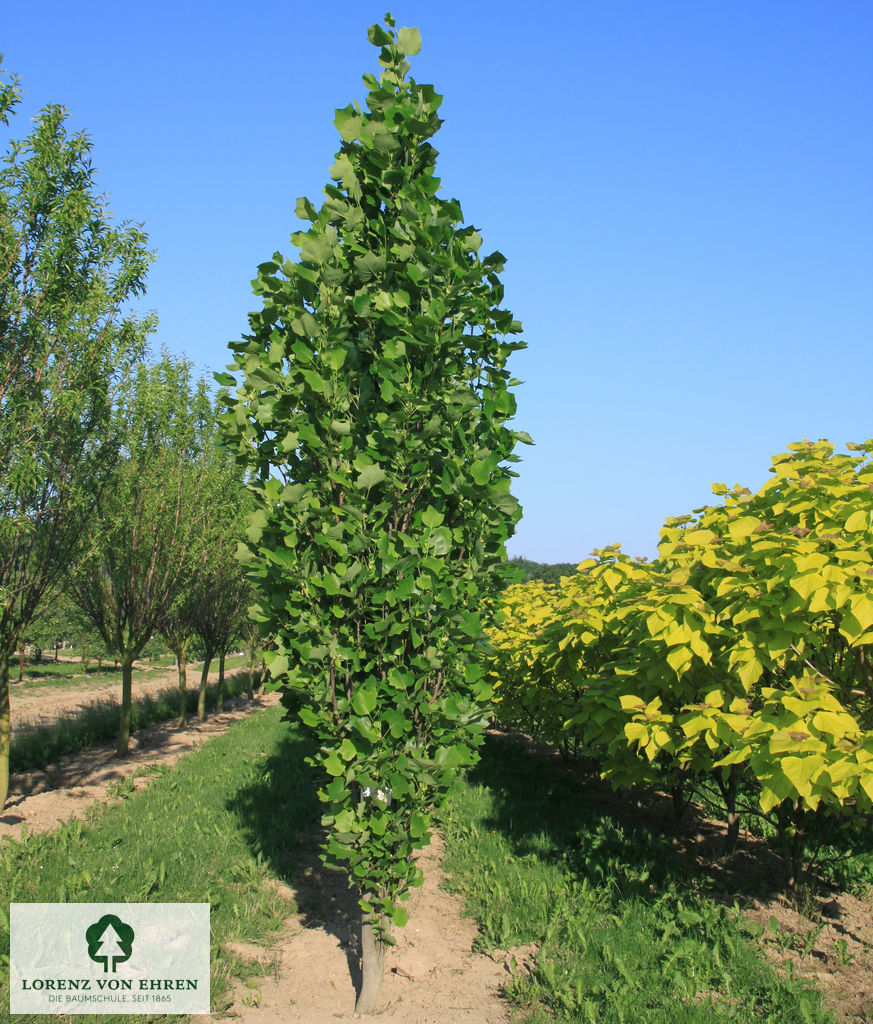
[85,914,135,972]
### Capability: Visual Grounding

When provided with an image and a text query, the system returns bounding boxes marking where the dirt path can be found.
[10,660,237,731]
[206,833,525,1024]
[1,689,281,839]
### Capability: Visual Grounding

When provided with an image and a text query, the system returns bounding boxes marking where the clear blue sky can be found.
[4,1,871,562]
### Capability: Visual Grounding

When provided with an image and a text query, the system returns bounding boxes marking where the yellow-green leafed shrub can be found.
[488,440,873,886]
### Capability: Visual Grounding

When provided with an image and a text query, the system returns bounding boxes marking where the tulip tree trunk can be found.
[355,913,390,1016]
[0,649,10,809]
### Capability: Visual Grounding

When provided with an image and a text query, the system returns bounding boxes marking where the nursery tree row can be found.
[0,60,255,808]
[489,439,873,888]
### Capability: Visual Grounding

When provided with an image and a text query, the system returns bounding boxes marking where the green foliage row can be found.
[507,556,582,587]
[489,440,873,886]
[0,51,260,805]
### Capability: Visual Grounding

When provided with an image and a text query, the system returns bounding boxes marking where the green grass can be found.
[11,668,258,773]
[1,704,320,1023]
[439,733,836,1024]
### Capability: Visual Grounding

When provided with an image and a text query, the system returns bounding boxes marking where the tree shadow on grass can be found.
[228,725,364,993]
[465,729,792,906]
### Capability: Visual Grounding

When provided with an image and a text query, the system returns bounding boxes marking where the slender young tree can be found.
[188,559,249,721]
[0,59,153,806]
[162,596,196,726]
[240,615,262,699]
[68,353,213,755]
[220,17,527,1012]
[185,447,251,720]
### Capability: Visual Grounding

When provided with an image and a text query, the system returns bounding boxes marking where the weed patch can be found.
[439,732,836,1023]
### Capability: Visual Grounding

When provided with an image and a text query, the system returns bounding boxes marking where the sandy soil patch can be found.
[205,833,523,1024]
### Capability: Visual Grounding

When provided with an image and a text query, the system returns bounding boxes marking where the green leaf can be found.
[324,753,344,777]
[409,812,429,838]
[421,506,444,528]
[428,526,452,556]
[367,23,393,46]
[352,687,378,715]
[266,653,289,678]
[391,905,409,927]
[339,738,357,760]
[295,196,317,221]
[396,27,421,55]
[356,464,387,491]
[323,346,347,371]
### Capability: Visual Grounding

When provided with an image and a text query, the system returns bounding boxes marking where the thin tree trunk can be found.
[117,657,134,756]
[723,767,740,855]
[0,649,10,809]
[247,648,256,700]
[176,638,189,726]
[197,649,214,721]
[670,780,687,820]
[355,912,390,1015]
[17,648,24,682]
[217,650,226,713]
[776,800,805,890]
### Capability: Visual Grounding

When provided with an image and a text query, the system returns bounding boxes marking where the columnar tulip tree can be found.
[220,16,526,1012]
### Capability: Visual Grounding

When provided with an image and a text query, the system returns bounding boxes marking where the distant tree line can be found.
[507,556,581,586]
